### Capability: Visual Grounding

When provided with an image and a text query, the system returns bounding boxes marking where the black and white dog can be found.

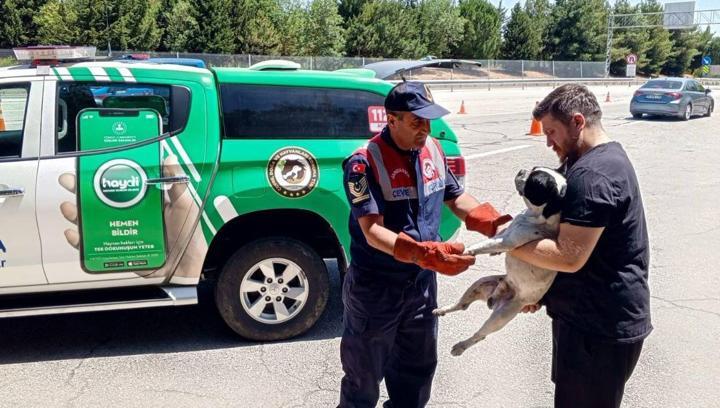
[433,167,567,356]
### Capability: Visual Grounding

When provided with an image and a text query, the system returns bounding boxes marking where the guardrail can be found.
[419,77,720,90]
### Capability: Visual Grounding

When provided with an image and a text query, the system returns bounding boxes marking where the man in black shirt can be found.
[511,84,652,408]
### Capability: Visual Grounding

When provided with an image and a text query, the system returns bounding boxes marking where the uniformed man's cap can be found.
[384,81,450,120]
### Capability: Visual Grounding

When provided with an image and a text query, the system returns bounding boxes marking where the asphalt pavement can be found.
[0,84,718,407]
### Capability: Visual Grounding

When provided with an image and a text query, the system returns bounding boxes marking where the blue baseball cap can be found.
[384,81,450,119]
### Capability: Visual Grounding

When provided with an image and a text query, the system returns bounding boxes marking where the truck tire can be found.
[215,237,329,341]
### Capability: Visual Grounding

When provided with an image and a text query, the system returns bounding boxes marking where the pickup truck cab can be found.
[0,47,466,340]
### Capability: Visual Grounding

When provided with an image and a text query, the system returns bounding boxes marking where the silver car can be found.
[630,78,714,120]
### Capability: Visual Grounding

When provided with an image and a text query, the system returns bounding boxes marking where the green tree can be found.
[162,0,198,51]
[418,0,465,58]
[546,0,608,61]
[278,0,307,56]
[663,28,703,76]
[57,0,107,50]
[345,0,425,58]
[455,0,503,59]
[1,0,27,47]
[338,0,369,27]
[692,26,714,71]
[303,0,345,56]
[190,0,235,53]
[112,0,163,51]
[638,0,672,77]
[1,0,49,46]
[705,36,720,68]
[501,3,538,60]
[34,0,81,45]
[525,0,551,59]
[608,0,650,76]
[235,0,284,55]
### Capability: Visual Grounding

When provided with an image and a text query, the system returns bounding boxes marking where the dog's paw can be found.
[451,343,466,357]
[432,308,446,317]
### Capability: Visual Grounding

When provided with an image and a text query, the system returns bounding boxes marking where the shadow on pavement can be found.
[0,264,344,365]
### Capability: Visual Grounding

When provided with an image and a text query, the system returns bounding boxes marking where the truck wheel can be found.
[215,237,329,341]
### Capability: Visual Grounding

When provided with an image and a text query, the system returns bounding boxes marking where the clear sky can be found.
[487,0,720,35]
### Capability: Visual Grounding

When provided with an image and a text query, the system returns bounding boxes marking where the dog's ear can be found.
[542,196,563,219]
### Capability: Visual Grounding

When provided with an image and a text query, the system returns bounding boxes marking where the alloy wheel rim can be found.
[239,258,309,325]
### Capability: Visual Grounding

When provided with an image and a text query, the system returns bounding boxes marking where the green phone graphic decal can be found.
[77,109,166,272]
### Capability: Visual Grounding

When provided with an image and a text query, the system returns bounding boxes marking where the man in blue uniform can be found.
[512,84,651,408]
[339,82,511,408]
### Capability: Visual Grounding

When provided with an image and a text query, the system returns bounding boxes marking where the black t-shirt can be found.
[544,141,652,343]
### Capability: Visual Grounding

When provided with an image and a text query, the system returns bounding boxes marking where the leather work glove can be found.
[465,203,513,237]
[393,232,476,276]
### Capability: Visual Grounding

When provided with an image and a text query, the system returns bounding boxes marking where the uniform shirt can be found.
[342,127,464,282]
[545,141,652,343]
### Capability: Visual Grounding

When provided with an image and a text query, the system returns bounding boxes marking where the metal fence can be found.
[0,48,619,79]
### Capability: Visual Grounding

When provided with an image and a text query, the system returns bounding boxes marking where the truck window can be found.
[56,82,190,153]
[220,84,386,139]
[0,84,30,159]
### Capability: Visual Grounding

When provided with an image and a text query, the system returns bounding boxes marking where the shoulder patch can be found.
[347,174,370,204]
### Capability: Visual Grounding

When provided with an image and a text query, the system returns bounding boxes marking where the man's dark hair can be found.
[533,84,603,127]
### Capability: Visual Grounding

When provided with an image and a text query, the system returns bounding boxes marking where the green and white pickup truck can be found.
[0,47,466,340]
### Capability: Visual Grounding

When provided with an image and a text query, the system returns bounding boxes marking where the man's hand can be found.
[466,202,513,237]
[393,232,476,276]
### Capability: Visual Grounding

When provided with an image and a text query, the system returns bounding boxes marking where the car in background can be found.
[630,77,714,120]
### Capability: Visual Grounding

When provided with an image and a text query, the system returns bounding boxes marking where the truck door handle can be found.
[145,175,190,185]
[0,187,25,197]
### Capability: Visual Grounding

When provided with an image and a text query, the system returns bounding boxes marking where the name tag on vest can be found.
[392,187,418,200]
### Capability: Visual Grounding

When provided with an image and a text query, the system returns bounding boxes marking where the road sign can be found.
[626,64,637,77]
[626,54,638,65]
[702,56,712,65]
[703,65,710,74]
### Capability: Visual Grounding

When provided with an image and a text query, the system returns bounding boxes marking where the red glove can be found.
[465,203,513,237]
[393,232,476,276]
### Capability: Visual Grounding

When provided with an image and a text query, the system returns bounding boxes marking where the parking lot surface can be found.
[1,85,718,407]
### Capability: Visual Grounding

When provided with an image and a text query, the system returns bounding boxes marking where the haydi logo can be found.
[102,175,140,190]
[94,159,147,209]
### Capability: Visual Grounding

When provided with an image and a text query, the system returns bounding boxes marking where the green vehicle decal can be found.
[58,63,462,281]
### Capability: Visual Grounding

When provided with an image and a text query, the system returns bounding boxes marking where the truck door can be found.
[0,77,47,287]
[36,74,211,285]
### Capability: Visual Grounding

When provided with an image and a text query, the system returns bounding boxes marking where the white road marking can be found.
[465,145,534,160]
[450,110,531,117]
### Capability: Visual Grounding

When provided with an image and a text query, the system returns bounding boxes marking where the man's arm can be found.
[510,223,604,273]
[357,214,476,276]
[357,214,395,255]
[444,192,480,221]
[446,193,512,237]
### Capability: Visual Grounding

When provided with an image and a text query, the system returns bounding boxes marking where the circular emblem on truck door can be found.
[94,159,147,208]
[267,147,319,198]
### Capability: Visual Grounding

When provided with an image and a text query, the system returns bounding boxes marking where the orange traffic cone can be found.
[0,105,5,131]
[527,101,543,136]
[527,116,543,136]
[605,91,611,102]
[458,100,467,114]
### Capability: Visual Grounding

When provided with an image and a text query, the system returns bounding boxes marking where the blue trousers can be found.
[339,266,438,408]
